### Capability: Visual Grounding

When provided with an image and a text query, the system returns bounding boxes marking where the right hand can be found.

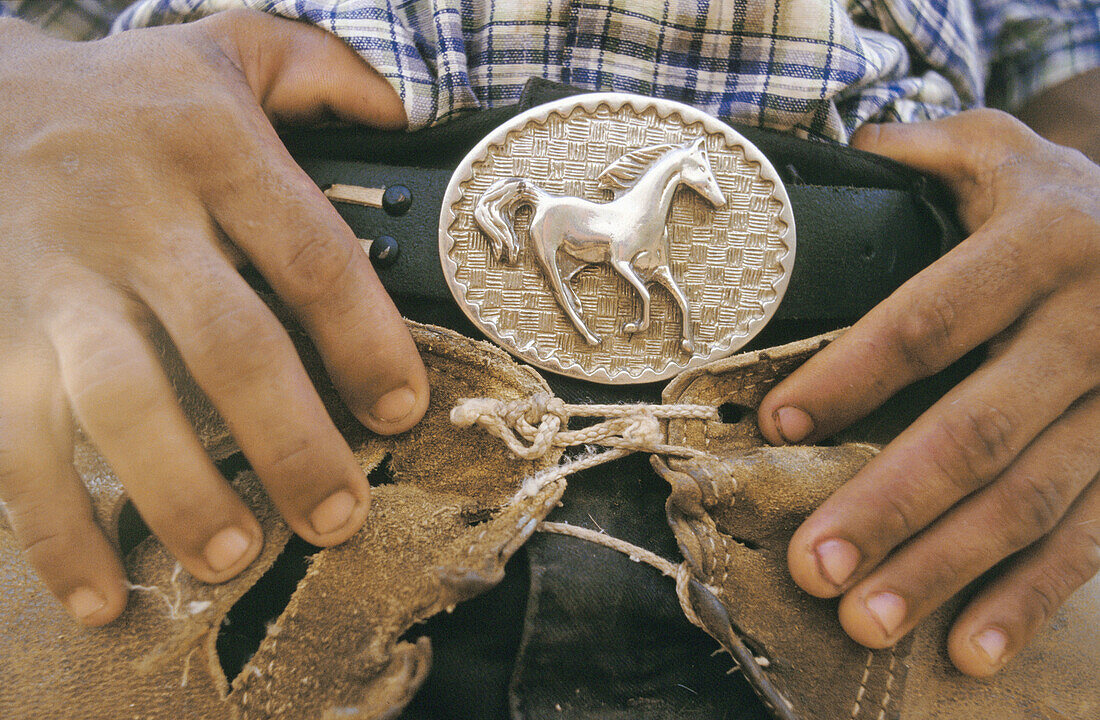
[0,10,429,625]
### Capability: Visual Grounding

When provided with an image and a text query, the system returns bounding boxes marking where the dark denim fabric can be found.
[401,453,767,720]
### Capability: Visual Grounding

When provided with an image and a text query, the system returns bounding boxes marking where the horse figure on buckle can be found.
[474,137,726,354]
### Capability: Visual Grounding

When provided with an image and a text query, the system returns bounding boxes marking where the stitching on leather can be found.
[876,648,898,720]
[850,650,874,718]
[717,534,733,589]
[466,528,490,557]
[705,533,719,578]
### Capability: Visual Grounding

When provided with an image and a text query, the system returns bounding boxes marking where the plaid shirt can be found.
[5,0,1100,142]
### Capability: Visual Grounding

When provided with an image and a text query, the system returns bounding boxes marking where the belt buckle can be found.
[439,93,795,384]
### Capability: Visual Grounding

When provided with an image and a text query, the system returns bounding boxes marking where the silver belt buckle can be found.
[439,93,795,384]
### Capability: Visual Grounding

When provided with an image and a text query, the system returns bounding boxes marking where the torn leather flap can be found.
[0,470,292,719]
[0,321,564,720]
[659,331,1100,720]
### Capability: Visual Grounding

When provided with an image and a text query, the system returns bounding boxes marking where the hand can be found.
[758,109,1100,676]
[0,11,429,626]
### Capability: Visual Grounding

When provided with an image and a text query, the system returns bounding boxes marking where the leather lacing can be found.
[452,392,795,714]
[451,392,741,651]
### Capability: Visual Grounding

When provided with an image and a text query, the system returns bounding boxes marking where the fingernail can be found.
[972,627,1008,666]
[865,591,907,637]
[370,386,416,424]
[66,587,107,619]
[814,538,860,588]
[310,490,357,536]
[774,406,814,444]
[203,527,253,574]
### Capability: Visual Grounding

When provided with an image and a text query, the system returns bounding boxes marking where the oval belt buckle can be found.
[439,93,796,384]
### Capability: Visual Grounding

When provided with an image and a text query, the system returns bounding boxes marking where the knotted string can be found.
[451,392,721,502]
[449,392,718,457]
[451,393,727,637]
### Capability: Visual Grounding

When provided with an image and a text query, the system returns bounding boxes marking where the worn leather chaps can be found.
[2,80,1096,720]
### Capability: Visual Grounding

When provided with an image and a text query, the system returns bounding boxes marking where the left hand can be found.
[757,109,1100,677]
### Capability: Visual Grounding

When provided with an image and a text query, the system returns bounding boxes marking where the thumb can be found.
[199,9,407,128]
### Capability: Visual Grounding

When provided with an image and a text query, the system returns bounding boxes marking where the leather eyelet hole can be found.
[717,403,750,424]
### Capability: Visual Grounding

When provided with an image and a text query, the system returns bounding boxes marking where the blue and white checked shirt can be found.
[6,0,1100,141]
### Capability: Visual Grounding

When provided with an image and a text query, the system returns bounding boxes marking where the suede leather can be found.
[660,333,1100,720]
[0,321,564,719]
[1,324,1097,719]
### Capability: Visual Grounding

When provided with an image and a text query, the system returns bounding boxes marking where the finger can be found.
[850,110,1046,228]
[0,353,127,625]
[947,471,1100,677]
[48,300,264,584]
[190,8,426,431]
[763,111,1073,449]
[834,390,1100,650]
[758,211,1060,446]
[787,289,1096,598]
[135,249,372,547]
[196,10,407,127]
[202,119,429,434]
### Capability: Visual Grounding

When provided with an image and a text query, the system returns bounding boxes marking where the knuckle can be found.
[1046,317,1100,384]
[1021,529,1100,627]
[958,109,1034,173]
[992,474,1066,550]
[1024,568,1064,624]
[922,544,972,592]
[967,109,1028,141]
[169,97,249,163]
[18,521,73,559]
[0,480,45,522]
[188,302,260,355]
[876,488,923,542]
[928,402,1018,490]
[1023,558,1088,626]
[888,291,958,376]
[204,7,259,31]
[0,443,28,493]
[1063,522,1100,584]
[135,499,212,550]
[202,145,267,198]
[13,509,93,566]
[1007,202,1100,290]
[264,435,315,479]
[63,340,162,435]
[256,436,330,502]
[186,303,285,393]
[279,232,356,309]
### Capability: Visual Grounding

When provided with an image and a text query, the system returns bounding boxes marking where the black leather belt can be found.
[282,79,960,327]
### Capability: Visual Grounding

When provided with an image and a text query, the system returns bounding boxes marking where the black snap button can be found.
[369,235,400,269]
[382,184,413,216]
